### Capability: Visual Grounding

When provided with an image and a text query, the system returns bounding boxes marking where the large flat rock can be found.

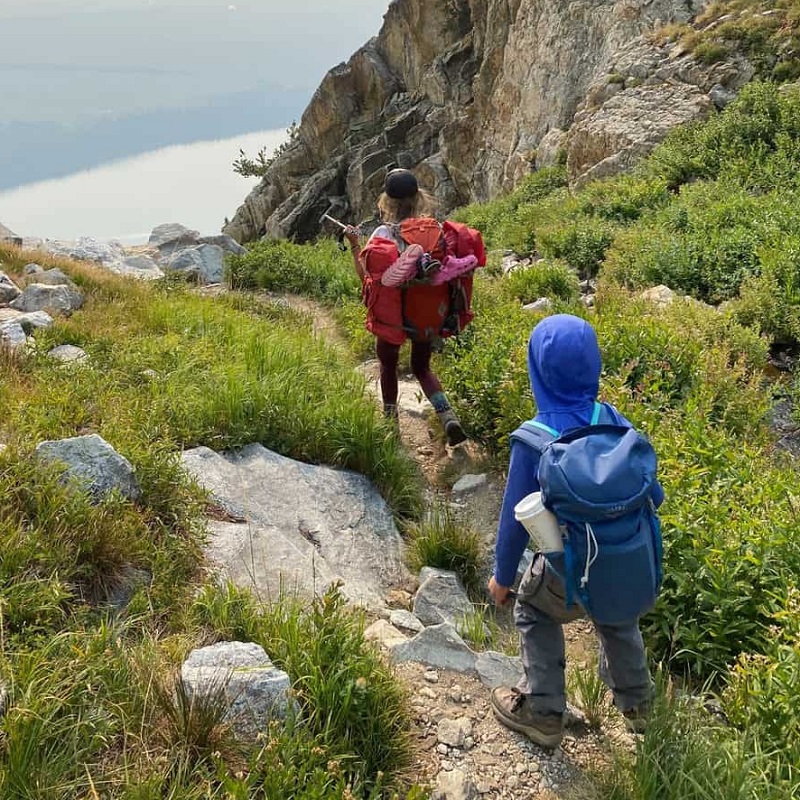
[181,444,410,610]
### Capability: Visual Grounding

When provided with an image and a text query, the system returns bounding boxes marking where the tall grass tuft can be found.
[587,678,800,800]
[405,503,485,597]
[568,664,608,730]
[190,581,413,794]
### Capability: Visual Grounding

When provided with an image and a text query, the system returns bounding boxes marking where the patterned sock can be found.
[430,391,450,413]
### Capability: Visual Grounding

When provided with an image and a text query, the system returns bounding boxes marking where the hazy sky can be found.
[0,0,389,188]
[1,0,389,124]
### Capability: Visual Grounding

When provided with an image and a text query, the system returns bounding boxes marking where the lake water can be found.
[0,129,285,245]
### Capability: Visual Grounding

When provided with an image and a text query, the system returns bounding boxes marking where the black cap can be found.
[384,168,419,199]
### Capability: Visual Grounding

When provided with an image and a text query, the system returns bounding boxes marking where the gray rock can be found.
[0,272,21,303]
[10,284,83,316]
[396,377,429,419]
[364,619,409,648]
[149,223,201,256]
[181,641,295,740]
[502,255,521,274]
[535,128,567,169]
[0,222,22,248]
[414,568,474,628]
[0,309,54,333]
[44,237,126,266]
[390,623,477,673]
[641,284,675,306]
[451,473,488,496]
[224,0,704,244]
[115,254,165,280]
[437,717,473,748]
[709,82,737,109]
[523,298,553,313]
[475,651,525,689]
[432,768,479,800]
[31,268,75,287]
[180,444,410,611]
[165,244,225,284]
[199,234,247,256]
[105,565,152,610]
[23,263,43,275]
[0,322,26,351]
[47,344,88,364]
[390,608,425,634]
[35,433,142,502]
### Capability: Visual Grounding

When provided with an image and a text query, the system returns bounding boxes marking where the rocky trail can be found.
[282,295,636,800]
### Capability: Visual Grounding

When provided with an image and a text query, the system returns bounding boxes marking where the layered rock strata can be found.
[224,0,742,244]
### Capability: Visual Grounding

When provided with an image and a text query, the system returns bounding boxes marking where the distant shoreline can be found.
[0,128,287,243]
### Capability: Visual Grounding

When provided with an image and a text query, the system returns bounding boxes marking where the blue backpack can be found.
[510,401,663,625]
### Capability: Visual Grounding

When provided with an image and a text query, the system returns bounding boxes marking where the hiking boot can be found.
[437,408,467,446]
[622,704,650,734]
[490,687,564,748]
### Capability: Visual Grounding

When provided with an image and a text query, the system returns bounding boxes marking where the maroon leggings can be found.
[376,338,443,407]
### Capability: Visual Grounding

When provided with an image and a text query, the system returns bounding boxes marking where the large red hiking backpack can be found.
[361,218,485,345]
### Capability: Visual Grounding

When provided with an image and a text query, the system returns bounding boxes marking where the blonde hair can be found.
[377,189,436,223]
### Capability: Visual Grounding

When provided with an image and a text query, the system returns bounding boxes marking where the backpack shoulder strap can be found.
[509,420,559,453]
[510,401,610,450]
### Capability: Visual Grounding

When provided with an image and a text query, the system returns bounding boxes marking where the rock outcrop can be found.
[223,0,745,244]
[180,443,411,611]
[0,222,22,248]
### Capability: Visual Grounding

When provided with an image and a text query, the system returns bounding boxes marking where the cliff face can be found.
[225,0,737,244]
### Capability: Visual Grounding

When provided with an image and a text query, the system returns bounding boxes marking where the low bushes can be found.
[226,237,360,303]
[504,259,580,305]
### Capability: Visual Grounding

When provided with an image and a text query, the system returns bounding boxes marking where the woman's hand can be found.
[344,226,365,279]
[343,225,361,250]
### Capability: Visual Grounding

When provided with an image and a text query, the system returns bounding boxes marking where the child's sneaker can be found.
[622,704,650,733]
[490,687,564,748]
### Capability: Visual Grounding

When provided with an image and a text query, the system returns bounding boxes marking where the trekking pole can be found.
[321,213,347,231]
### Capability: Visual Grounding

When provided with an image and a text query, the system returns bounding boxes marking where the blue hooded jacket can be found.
[493,314,664,588]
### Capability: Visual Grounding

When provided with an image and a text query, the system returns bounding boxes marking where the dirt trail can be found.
[280,294,626,799]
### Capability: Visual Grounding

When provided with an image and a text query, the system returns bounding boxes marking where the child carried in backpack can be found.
[488,313,665,748]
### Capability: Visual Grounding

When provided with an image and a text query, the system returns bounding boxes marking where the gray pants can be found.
[514,553,653,715]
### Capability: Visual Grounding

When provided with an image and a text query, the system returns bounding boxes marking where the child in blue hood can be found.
[488,314,663,748]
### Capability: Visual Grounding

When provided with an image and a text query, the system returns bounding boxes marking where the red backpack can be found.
[361,218,485,345]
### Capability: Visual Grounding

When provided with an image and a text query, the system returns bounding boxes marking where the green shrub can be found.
[723,590,800,785]
[642,414,799,678]
[504,260,580,304]
[226,238,360,303]
[452,167,568,250]
[437,281,535,450]
[643,82,800,193]
[604,180,800,304]
[538,218,617,278]
[578,174,671,224]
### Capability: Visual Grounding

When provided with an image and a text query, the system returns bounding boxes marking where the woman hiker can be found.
[343,168,485,447]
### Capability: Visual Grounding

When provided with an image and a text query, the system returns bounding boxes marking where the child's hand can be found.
[488,576,513,607]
